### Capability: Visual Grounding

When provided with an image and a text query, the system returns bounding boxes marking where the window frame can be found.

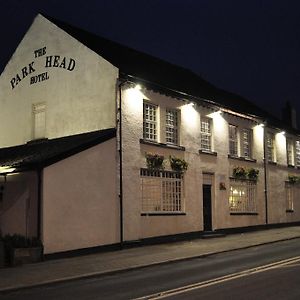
[241,128,252,159]
[165,108,179,145]
[143,102,158,142]
[229,124,238,157]
[200,117,212,152]
[266,132,275,163]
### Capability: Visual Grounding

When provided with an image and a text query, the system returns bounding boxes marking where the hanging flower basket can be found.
[145,153,165,170]
[169,156,188,173]
[232,166,247,179]
[288,175,299,184]
[247,168,259,180]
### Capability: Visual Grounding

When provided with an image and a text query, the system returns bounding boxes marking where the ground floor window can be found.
[141,168,184,213]
[285,182,298,212]
[229,179,257,213]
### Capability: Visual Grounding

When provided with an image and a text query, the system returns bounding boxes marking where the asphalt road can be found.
[2,238,300,300]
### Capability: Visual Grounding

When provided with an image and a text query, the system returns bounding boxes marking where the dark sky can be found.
[1,0,300,126]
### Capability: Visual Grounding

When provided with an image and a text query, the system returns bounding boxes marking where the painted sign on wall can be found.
[10,46,76,89]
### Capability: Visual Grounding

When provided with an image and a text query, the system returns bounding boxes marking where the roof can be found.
[45,15,299,135]
[0,128,116,172]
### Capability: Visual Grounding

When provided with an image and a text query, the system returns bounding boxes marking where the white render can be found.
[0,14,118,147]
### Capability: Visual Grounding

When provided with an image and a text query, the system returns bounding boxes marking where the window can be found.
[285,181,299,212]
[143,102,157,142]
[266,133,275,162]
[229,179,257,213]
[32,103,46,139]
[296,141,300,167]
[229,125,238,156]
[165,109,179,145]
[200,117,212,151]
[286,139,294,166]
[141,169,184,213]
[241,129,251,158]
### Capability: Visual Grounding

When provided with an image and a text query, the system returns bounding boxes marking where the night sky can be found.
[1,0,300,126]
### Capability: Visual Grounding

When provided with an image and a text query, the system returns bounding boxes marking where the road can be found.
[2,238,300,300]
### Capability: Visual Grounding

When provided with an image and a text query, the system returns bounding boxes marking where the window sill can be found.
[199,150,217,156]
[140,139,185,151]
[228,155,256,163]
[288,164,295,169]
[286,209,294,213]
[268,161,277,166]
[230,212,258,215]
[141,212,186,216]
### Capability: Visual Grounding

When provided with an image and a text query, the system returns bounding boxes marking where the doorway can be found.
[203,184,212,231]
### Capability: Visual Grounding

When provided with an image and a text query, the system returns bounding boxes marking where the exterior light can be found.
[280,131,285,135]
[135,84,142,90]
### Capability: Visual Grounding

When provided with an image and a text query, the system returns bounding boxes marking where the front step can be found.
[202,231,226,239]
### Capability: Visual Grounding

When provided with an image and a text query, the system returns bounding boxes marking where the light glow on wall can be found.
[0,166,16,174]
[276,131,287,154]
[181,102,198,130]
[124,86,145,115]
[207,110,225,132]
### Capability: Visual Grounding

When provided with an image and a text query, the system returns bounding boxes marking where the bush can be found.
[2,234,42,249]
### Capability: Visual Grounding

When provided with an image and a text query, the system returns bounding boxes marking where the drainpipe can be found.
[37,168,42,240]
[118,79,127,249]
[263,123,268,224]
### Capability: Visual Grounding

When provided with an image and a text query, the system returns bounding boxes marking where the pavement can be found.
[1,226,300,294]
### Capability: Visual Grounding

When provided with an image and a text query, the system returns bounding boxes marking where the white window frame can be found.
[229,125,238,157]
[286,138,295,166]
[266,132,275,162]
[141,169,184,213]
[165,109,179,145]
[229,178,257,213]
[200,117,212,152]
[32,102,46,140]
[285,181,298,212]
[296,141,300,168]
[241,129,252,159]
[143,102,158,142]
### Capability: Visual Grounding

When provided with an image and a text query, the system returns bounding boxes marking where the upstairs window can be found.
[200,117,212,152]
[143,102,157,142]
[266,133,275,162]
[241,129,252,158]
[32,103,46,140]
[286,138,294,166]
[296,141,300,167]
[229,125,238,157]
[165,109,179,145]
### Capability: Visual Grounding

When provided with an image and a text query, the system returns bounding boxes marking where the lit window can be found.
[229,179,257,213]
[141,169,184,213]
[296,141,300,167]
[241,129,252,158]
[229,125,238,156]
[143,102,157,142]
[286,139,294,166]
[267,133,275,162]
[201,117,212,151]
[165,109,179,145]
[32,103,46,140]
[285,181,298,212]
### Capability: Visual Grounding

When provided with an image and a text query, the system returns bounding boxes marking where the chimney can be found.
[282,101,297,129]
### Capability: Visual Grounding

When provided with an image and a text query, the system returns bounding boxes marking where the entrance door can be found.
[203,184,212,231]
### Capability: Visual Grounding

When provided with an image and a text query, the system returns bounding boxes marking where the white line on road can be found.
[133,256,300,300]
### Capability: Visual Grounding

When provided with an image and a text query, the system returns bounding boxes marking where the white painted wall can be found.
[42,138,119,254]
[0,172,38,237]
[0,14,118,148]
[121,85,300,241]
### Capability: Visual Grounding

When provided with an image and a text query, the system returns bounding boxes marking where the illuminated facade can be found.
[0,14,300,255]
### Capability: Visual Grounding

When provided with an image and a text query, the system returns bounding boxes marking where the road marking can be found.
[133,256,300,300]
